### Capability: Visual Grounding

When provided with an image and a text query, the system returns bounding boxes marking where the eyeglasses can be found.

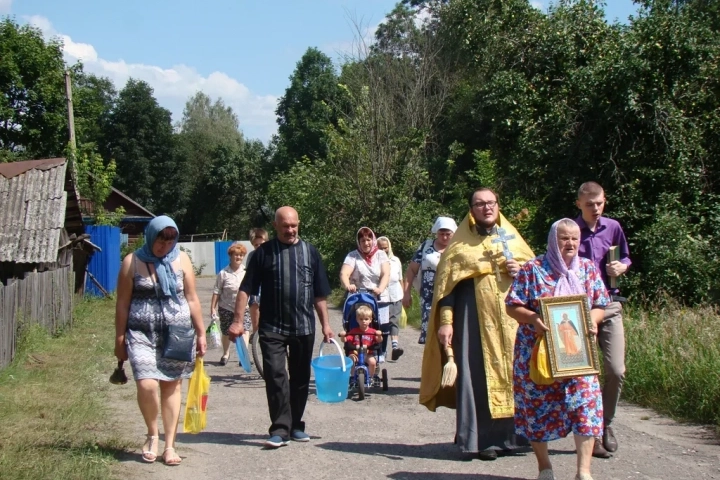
[472,200,498,209]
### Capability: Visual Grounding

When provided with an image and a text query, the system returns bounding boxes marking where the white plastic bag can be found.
[206,317,221,350]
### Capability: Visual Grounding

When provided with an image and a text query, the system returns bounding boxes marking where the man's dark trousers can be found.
[259,329,315,439]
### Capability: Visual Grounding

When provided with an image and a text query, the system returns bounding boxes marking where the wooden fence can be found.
[0,266,75,369]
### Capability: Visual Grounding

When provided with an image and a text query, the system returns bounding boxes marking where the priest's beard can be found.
[472,214,496,231]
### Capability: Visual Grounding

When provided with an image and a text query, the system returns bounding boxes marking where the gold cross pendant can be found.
[483,250,502,283]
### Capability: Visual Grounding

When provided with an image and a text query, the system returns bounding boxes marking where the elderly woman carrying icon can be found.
[505,218,610,480]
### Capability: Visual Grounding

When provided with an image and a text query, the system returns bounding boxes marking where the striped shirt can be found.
[240,238,331,336]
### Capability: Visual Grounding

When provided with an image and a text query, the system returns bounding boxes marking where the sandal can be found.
[141,434,158,463]
[219,356,228,366]
[163,447,182,466]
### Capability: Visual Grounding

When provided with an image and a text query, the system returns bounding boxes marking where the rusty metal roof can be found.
[0,159,70,263]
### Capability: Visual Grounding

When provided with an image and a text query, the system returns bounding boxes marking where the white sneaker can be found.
[538,469,555,480]
[378,354,385,364]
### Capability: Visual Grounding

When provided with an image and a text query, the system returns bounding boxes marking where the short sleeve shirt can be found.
[345,327,381,348]
[240,238,331,336]
[411,240,442,295]
[212,265,245,312]
[343,250,391,302]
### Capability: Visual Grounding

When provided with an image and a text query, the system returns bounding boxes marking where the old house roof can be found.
[0,158,83,263]
[79,186,155,221]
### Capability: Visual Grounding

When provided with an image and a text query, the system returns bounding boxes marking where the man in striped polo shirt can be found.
[230,206,334,448]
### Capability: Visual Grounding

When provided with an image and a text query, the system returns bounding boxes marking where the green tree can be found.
[172,92,245,231]
[198,139,270,237]
[103,79,175,211]
[273,47,344,172]
[71,70,117,149]
[70,144,125,226]
[268,83,442,277]
[0,18,68,159]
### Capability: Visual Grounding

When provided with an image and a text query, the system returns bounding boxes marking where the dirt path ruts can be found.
[112,277,720,480]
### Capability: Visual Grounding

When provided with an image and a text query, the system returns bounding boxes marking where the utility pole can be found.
[64,70,76,151]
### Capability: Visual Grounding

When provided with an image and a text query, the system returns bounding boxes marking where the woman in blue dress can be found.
[115,216,207,466]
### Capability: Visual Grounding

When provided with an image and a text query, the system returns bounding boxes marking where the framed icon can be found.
[539,294,600,379]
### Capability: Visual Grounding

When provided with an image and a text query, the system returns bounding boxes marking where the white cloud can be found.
[24,15,278,142]
[531,1,544,10]
[0,0,12,14]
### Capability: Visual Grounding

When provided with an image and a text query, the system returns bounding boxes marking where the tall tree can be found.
[104,79,174,211]
[198,139,270,237]
[172,92,245,231]
[0,18,67,160]
[273,47,343,171]
[70,70,117,149]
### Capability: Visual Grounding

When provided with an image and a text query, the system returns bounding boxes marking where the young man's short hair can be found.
[577,181,604,198]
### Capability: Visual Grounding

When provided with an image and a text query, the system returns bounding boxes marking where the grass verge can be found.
[0,296,133,480]
[623,302,720,429]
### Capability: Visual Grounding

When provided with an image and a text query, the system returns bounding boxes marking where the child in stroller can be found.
[340,291,389,399]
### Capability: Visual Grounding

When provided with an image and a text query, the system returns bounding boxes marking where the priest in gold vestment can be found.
[419,188,534,460]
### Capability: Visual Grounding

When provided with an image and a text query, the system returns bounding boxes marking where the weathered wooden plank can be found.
[0,266,75,368]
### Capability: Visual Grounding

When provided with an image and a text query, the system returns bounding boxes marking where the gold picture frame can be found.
[539,294,600,379]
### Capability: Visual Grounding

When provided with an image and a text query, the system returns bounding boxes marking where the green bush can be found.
[120,233,144,259]
[626,194,720,305]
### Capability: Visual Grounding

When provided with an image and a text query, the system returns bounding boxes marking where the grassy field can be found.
[623,302,720,429]
[0,296,131,480]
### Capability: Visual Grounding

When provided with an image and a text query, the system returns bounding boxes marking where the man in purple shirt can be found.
[575,181,631,460]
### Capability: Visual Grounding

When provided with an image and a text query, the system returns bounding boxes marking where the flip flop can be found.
[162,447,182,466]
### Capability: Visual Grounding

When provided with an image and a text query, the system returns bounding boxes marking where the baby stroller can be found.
[341,291,389,400]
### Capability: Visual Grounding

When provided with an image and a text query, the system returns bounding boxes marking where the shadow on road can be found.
[388,473,526,480]
[208,373,266,388]
[177,431,267,447]
[315,441,466,461]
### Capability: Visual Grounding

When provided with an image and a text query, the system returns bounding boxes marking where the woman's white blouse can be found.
[343,250,390,302]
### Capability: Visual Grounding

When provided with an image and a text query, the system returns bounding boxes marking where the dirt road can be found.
[114,277,720,479]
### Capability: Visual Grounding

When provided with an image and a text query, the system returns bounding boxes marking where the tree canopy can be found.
[2,3,720,304]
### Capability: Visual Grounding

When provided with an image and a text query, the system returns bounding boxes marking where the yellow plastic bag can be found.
[399,307,408,329]
[530,336,555,385]
[183,357,210,434]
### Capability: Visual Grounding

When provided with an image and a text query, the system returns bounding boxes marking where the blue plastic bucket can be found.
[312,339,352,403]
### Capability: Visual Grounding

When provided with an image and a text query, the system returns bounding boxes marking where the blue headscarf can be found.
[135,216,180,302]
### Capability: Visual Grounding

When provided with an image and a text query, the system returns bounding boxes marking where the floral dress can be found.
[505,255,610,442]
[411,240,442,344]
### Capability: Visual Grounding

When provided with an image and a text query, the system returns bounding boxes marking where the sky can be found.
[2,0,639,143]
